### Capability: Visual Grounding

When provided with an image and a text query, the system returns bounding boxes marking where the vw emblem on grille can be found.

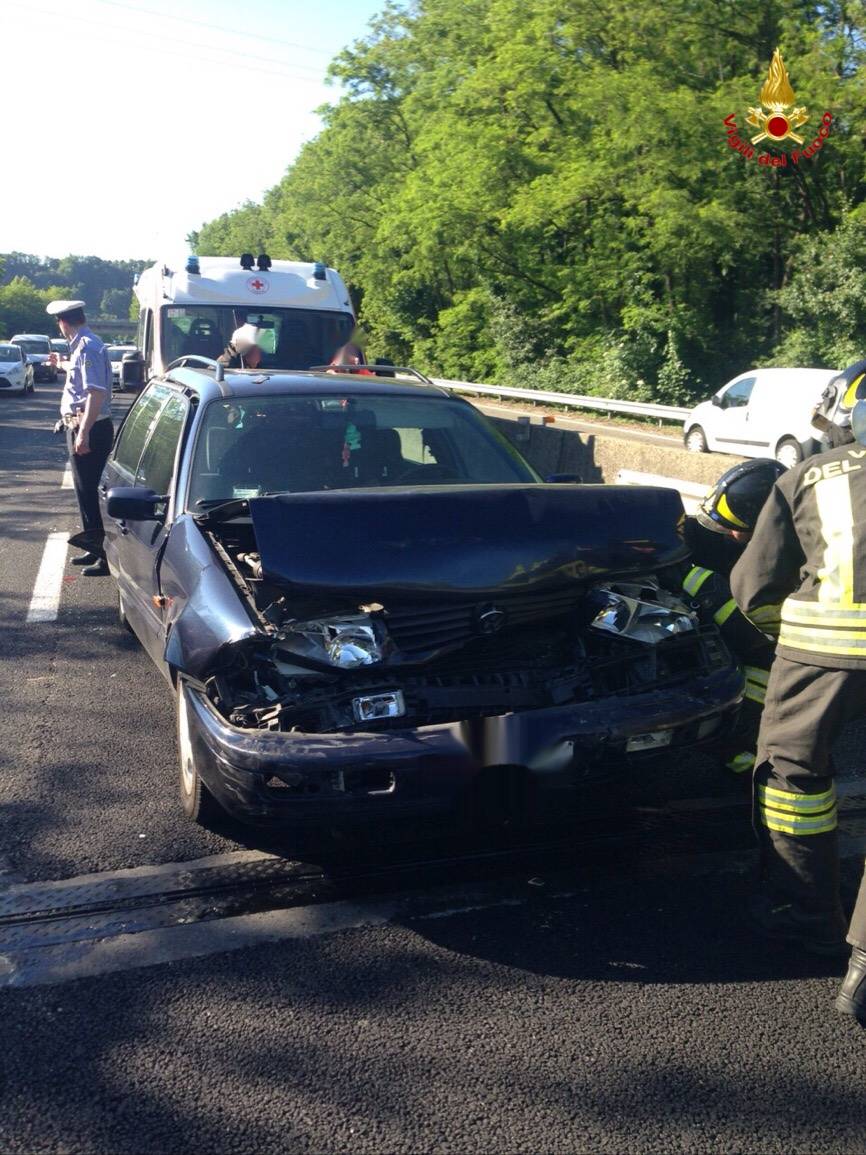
[476,604,507,635]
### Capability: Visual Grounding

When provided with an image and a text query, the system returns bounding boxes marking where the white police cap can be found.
[46,299,86,317]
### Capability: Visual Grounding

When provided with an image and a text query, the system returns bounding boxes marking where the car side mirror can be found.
[106,486,165,520]
[120,351,146,388]
[546,472,583,484]
[711,394,723,408]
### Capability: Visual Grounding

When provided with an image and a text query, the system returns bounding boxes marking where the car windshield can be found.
[0,345,21,361]
[50,340,68,353]
[108,347,133,362]
[187,393,538,507]
[161,306,354,369]
[15,339,49,354]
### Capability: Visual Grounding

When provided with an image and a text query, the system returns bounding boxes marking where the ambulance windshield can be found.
[161,306,354,370]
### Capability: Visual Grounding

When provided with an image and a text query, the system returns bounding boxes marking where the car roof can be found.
[162,367,453,403]
[10,333,51,340]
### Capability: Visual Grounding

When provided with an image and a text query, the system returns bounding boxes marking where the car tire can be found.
[775,438,803,469]
[177,682,222,825]
[685,425,708,453]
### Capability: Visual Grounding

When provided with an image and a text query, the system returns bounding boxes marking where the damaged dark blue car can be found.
[100,360,743,834]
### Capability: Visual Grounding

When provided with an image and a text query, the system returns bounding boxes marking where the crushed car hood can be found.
[248,485,688,598]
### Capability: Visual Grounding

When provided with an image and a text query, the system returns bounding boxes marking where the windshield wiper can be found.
[192,497,250,523]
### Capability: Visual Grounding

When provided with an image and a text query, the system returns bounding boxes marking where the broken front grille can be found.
[384,588,582,658]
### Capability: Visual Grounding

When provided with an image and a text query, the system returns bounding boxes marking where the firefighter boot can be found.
[835,948,866,1023]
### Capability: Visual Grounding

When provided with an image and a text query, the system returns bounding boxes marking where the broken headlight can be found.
[590,583,696,645]
[276,614,384,669]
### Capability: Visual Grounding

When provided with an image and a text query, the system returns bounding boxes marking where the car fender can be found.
[160,514,261,680]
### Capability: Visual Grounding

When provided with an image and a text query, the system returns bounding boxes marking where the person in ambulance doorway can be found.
[731,379,866,1012]
[677,459,785,776]
[47,299,113,576]
[217,324,264,370]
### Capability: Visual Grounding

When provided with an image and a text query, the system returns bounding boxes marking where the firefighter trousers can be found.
[754,656,866,925]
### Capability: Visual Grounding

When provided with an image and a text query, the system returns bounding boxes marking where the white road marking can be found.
[26,533,69,623]
[61,465,73,489]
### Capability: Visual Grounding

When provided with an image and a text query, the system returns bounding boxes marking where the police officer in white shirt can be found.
[47,300,114,576]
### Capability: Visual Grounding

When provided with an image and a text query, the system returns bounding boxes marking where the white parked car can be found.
[10,333,57,383]
[683,367,837,469]
[0,342,35,394]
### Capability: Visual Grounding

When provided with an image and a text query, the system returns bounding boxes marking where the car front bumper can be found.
[185,666,744,828]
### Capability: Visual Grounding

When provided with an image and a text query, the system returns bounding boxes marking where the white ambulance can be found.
[127,255,355,383]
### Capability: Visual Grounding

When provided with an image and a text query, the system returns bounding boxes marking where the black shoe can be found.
[71,552,100,566]
[749,894,848,957]
[836,947,866,1022]
[81,558,109,577]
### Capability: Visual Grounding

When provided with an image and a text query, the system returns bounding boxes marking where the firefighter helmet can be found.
[848,373,866,446]
[696,458,786,535]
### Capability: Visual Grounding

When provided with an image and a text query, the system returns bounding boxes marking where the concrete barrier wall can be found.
[489,417,745,489]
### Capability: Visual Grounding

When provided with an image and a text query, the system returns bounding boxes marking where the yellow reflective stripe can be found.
[779,625,866,655]
[842,373,865,410]
[783,599,866,620]
[782,600,866,628]
[683,566,713,596]
[714,598,738,626]
[717,491,749,529]
[760,810,838,835]
[749,604,782,623]
[726,752,755,774]
[743,666,769,685]
[815,472,855,605]
[744,682,766,704]
[759,783,836,809]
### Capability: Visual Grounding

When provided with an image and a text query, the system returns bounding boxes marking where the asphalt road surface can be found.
[2,383,866,1155]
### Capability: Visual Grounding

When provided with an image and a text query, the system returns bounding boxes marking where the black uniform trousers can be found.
[66,418,114,556]
[754,654,866,927]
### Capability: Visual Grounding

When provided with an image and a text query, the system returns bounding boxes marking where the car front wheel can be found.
[775,438,803,470]
[177,682,222,825]
[685,425,708,453]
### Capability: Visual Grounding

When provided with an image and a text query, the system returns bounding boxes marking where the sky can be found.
[4,0,387,261]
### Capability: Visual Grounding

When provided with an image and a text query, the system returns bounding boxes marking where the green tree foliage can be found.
[192,0,866,400]
[0,277,68,335]
[99,288,131,318]
[1,253,150,319]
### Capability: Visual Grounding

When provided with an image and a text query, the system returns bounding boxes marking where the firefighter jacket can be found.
[731,442,866,670]
[680,519,774,711]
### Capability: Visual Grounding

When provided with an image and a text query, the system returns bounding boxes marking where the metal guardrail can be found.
[430,377,691,423]
[615,469,708,515]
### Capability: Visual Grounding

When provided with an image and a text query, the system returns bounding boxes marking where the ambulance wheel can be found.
[685,425,708,453]
[775,438,802,470]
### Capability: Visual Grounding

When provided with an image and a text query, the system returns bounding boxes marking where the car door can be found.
[708,375,757,454]
[100,384,178,648]
[121,390,191,665]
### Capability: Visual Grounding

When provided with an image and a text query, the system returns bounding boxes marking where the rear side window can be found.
[113,384,171,476]
[136,394,188,494]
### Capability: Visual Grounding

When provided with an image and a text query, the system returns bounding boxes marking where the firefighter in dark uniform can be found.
[680,460,785,774]
[731,394,866,979]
